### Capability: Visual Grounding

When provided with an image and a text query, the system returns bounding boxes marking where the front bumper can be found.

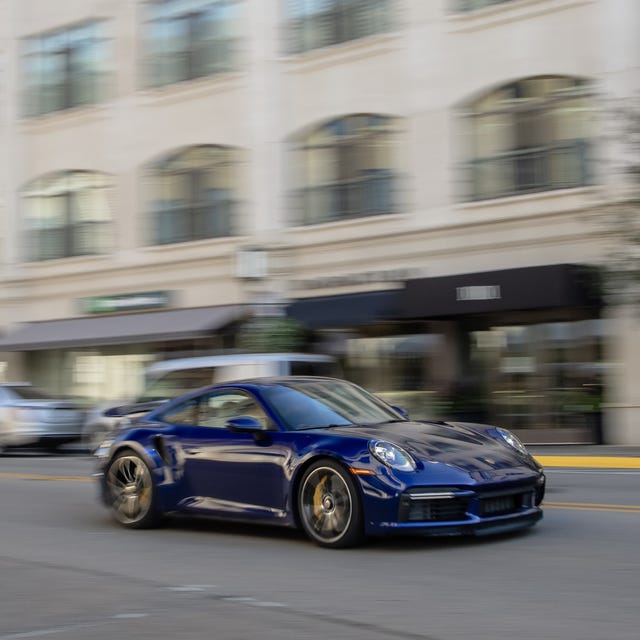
[359,472,545,537]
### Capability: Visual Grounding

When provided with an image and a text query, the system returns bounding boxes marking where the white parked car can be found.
[0,383,85,453]
[82,352,340,451]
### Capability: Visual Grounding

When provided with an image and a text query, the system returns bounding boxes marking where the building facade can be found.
[0,0,638,443]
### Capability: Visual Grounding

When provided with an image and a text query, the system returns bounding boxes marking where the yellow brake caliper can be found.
[312,475,328,519]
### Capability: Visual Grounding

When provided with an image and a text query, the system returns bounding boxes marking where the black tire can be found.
[298,459,364,548]
[104,450,160,529]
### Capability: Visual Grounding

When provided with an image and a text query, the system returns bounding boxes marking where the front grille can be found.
[478,488,535,517]
[398,489,471,523]
[404,498,469,522]
[399,484,538,523]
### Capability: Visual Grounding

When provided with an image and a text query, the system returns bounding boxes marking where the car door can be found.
[161,389,291,520]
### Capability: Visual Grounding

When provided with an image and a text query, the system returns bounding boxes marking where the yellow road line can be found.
[545,501,640,514]
[534,456,640,469]
[0,472,91,482]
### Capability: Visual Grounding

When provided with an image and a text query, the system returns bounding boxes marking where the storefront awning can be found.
[400,264,601,319]
[287,290,400,329]
[0,305,247,351]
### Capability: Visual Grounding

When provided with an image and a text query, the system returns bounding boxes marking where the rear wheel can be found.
[298,460,364,548]
[104,451,160,529]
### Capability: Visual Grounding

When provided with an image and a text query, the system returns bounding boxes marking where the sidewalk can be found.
[528,445,640,468]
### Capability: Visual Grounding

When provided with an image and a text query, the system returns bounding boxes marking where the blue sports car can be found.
[94,376,545,548]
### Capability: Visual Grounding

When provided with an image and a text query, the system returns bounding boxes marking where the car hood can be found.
[323,420,537,477]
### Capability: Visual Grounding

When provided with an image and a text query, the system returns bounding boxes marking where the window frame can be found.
[292,114,399,225]
[159,388,272,430]
[145,145,240,245]
[22,170,113,262]
[22,19,110,118]
[285,0,392,55]
[142,0,239,89]
[459,76,594,202]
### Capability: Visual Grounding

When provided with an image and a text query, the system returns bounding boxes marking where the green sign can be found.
[82,291,172,314]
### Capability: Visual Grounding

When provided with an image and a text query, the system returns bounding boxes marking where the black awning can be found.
[0,305,246,351]
[400,264,601,319]
[287,290,400,329]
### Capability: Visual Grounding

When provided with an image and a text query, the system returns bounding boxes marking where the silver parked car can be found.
[0,383,85,453]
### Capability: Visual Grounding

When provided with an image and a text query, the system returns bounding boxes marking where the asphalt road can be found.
[0,453,639,640]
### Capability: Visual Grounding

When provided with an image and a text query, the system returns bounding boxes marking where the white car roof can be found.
[145,353,335,375]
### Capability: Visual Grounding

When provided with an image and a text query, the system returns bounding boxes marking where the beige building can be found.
[0,0,638,443]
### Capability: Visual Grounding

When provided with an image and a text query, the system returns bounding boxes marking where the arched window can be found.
[22,171,113,261]
[286,0,391,54]
[461,76,594,201]
[293,114,399,225]
[146,145,240,245]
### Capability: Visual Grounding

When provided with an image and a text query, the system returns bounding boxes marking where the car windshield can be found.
[261,379,403,431]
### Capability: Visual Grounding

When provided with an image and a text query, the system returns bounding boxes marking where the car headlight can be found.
[369,440,416,472]
[496,427,529,455]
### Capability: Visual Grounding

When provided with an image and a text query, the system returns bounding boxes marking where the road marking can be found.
[0,472,90,482]
[546,469,640,475]
[535,456,640,469]
[165,585,216,592]
[545,501,640,513]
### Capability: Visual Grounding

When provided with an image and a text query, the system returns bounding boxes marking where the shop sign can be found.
[81,291,172,314]
[456,285,502,301]
[292,268,426,291]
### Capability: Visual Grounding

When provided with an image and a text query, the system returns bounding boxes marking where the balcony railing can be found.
[287,0,391,55]
[154,199,236,245]
[464,139,591,201]
[28,220,112,261]
[453,0,517,12]
[297,171,396,225]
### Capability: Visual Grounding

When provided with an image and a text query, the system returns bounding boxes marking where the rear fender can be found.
[106,439,182,512]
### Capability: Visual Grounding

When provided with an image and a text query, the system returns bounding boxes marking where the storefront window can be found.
[471,320,605,432]
[345,333,450,419]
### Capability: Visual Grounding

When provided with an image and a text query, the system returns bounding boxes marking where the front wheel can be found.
[104,451,160,529]
[298,460,364,548]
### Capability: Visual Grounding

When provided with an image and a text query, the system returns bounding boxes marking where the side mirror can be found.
[391,405,409,420]
[225,416,264,432]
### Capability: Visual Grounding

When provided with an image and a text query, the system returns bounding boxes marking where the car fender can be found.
[109,440,165,474]
[288,439,371,519]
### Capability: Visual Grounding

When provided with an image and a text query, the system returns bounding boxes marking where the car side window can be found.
[161,390,270,429]
[161,397,200,426]
[200,391,270,429]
